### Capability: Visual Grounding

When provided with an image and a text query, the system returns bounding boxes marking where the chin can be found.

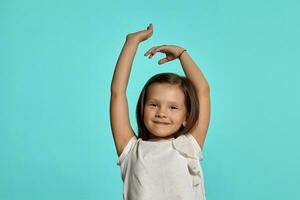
[150,131,176,139]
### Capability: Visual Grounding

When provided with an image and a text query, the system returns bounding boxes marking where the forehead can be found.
[146,83,185,104]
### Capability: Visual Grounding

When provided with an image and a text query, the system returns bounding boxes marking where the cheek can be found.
[175,112,187,122]
[169,113,181,122]
[144,108,153,119]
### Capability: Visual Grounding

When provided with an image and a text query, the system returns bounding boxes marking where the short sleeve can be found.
[116,136,137,166]
[185,133,203,160]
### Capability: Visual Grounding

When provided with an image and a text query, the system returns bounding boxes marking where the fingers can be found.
[144,46,159,56]
[144,46,160,58]
[144,45,166,58]
[147,24,153,30]
[154,46,167,54]
[146,24,153,35]
[158,55,174,65]
[158,58,169,65]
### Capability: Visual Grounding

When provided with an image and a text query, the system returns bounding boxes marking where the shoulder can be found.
[184,133,202,153]
[117,136,139,166]
[172,133,203,160]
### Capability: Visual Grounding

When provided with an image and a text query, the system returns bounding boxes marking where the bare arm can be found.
[110,39,139,157]
[179,51,210,92]
[110,24,153,157]
[111,39,139,95]
[144,45,211,150]
[179,51,211,150]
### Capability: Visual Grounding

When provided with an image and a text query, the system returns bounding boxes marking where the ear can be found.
[183,114,189,127]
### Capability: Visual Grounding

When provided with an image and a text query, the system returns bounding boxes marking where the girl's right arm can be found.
[110,24,153,157]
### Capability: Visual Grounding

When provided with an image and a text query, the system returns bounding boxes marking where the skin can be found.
[143,83,188,140]
[110,24,210,156]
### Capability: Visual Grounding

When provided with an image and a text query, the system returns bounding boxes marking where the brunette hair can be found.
[136,72,199,140]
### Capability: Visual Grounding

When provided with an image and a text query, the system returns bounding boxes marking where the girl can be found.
[110,24,210,200]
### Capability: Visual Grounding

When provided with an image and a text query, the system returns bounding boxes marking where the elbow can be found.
[110,87,126,97]
[111,81,127,95]
[202,81,210,91]
[198,84,210,95]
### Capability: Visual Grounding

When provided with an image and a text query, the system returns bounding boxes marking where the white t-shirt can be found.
[117,132,206,200]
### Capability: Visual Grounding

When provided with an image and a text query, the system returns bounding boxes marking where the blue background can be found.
[1,0,299,199]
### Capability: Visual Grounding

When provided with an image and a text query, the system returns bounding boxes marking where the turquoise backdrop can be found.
[1,0,299,199]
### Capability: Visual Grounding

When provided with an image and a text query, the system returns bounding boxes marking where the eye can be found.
[170,106,178,110]
[150,103,157,107]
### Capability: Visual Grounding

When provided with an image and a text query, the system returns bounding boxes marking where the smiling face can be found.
[143,83,188,140]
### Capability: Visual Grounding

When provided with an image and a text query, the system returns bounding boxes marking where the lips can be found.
[153,121,170,125]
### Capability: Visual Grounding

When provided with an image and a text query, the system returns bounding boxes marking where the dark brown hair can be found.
[136,72,199,140]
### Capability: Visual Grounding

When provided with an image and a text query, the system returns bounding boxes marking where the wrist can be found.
[126,34,140,43]
[125,35,140,44]
[178,49,187,59]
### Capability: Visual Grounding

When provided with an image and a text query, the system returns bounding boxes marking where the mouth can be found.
[153,121,170,125]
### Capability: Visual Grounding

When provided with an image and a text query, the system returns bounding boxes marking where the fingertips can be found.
[144,52,151,57]
[158,58,168,65]
[147,24,153,30]
[144,51,151,58]
[144,51,155,59]
[150,51,157,58]
[145,52,153,59]
[144,47,156,56]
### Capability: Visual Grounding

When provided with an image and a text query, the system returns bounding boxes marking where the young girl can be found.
[110,24,210,200]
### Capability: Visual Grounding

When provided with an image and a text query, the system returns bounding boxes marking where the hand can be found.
[144,45,186,65]
[126,24,153,43]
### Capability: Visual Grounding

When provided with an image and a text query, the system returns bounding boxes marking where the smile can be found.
[153,121,170,125]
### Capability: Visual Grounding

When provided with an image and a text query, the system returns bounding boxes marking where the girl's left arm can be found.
[179,51,210,150]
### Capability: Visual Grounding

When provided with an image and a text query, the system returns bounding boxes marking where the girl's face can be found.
[143,83,188,140]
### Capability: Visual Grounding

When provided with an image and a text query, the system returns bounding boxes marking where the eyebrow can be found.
[147,98,183,106]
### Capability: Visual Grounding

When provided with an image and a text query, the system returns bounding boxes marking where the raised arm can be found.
[111,39,139,95]
[179,51,210,150]
[144,45,210,150]
[110,24,153,157]
[179,51,210,92]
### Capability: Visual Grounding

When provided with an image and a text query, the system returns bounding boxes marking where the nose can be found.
[155,108,167,118]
